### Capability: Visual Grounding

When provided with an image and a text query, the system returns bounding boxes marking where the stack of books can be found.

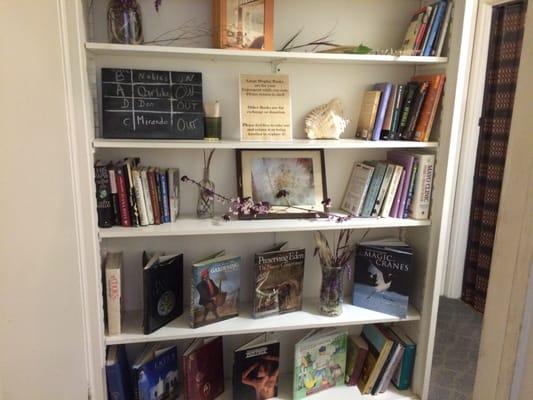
[355,74,446,142]
[341,151,436,220]
[401,1,454,57]
[94,158,180,228]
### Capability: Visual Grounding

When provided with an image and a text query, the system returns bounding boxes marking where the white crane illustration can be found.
[366,263,393,299]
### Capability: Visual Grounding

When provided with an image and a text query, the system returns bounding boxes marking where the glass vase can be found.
[196,168,215,219]
[107,0,144,45]
[319,264,344,317]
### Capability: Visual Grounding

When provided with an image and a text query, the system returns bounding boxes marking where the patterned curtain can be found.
[462,1,527,313]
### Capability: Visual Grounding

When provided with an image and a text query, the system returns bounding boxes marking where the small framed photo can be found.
[236,149,328,219]
[213,0,274,50]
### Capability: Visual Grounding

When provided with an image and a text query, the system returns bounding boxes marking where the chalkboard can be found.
[101,68,205,139]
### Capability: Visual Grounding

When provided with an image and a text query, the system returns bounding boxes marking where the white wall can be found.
[0,1,88,399]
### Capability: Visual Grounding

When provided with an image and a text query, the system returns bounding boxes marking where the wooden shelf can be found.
[106,300,420,345]
[86,42,447,66]
[99,215,431,239]
[93,138,439,150]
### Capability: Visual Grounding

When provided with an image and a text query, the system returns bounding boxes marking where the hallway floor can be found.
[428,297,483,400]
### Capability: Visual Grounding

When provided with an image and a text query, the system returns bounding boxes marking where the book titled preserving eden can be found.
[142,252,184,334]
[182,336,224,400]
[233,334,280,400]
[132,344,179,400]
[252,242,305,318]
[352,239,414,318]
[294,329,347,399]
[190,251,240,328]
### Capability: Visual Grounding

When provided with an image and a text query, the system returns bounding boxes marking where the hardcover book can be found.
[233,334,280,400]
[381,85,398,139]
[114,163,132,227]
[140,168,154,225]
[403,159,419,218]
[372,326,404,394]
[412,74,446,141]
[389,326,417,390]
[390,84,406,139]
[372,83,393,140]
[122,157,141,226]
[423,2,447,56]
[433,2,454,57]
[355,91,381,140]
[132,167,149,226]
[345,334,369,386]
[106,345,133,400]
[190,251,240,328]
[387,151,416,218]
[167,168,180,222]
[408,152,436,219]
[414,6,433,53]
[182,336,224,400]
[104,252,123,335]
[405,81,429,140]
[401,7,428,52]
[147,168,162,225]
[142,252,184,334]
[358,324,394,395]
[132,344,179,400]
[397,82,419,139]
[293,329,347,399]
[252,243,305,318]
[106,162,121,226]
[94,161,114,228]
[360,161,387,217]
[352,239,414,318]
[371,163,395,217]
[380,165,404,218]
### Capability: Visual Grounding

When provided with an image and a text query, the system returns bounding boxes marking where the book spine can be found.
[405,82,429,140]
[413,77,440,141]
[398,84,418,138]
[105,363,127,400]
[363,341,393,394]
[106,265,121,335]
[372,84,392,141]
[393,344,416,390]
[94,163,114,228]
[159,170,171,223]
[140,168,154,225]
[123,161,139,226]
[371,164,394,216]
[132,169,149,226]
[413,7,431,53]
[378,346,405,393]
[189,269,196,328]
[147,169,161,225]
[115,166,132,227]
[142,268,151,334]
[381,165,403,217]
[107,162,120,226]
[423,2,447,56]
[390,170,406,218]
[403,160,419,219]
[390,84,406,139]
[422,76,446,141]
[420,6,437,56]
[372,342,397,395]
[380,85,398,140]
[433,2,453,56]
[409,155,435,219]
[168,169,180,222]
[361,164,387,217]
[154,169,165,223]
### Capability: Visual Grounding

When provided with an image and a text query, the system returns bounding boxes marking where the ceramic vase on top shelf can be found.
[319,264,344,316]
[197,168,215,219]
[107,0,144,44]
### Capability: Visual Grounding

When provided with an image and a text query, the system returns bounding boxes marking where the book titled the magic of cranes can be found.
[352,239,413,318]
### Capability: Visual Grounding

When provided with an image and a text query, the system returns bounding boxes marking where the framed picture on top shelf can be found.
[213,0,274,50]
[236,149,327,219]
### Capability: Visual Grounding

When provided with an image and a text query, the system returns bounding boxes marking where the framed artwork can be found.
[213,0,274,50]
[236,149,328,219]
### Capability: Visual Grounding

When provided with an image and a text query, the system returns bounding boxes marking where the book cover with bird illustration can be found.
[352,239,413,318]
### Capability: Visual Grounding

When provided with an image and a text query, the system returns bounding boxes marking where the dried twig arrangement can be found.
[144,19,212,46]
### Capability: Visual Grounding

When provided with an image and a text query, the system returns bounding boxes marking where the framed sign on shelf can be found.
[236,149,328,219]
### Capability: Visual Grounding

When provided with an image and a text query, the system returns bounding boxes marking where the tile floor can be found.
[428,297,483,400]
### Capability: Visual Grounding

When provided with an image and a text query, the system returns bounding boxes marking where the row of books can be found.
[105,239,414,337]
[355,74,446,142]
[401,1,453,57]
[341,151,436,220]
[94,158,179,228]
[106,326,416,400]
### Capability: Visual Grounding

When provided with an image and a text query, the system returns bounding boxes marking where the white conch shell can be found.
[305,98,349,139]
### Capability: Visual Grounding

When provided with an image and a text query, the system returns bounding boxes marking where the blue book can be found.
[389,327,416,390]
[159,170,170,223]
[372,83,393,141]
[133,345,179,400]
[360,162,387,217]
[422,2,447,56]
[105,345,133,400]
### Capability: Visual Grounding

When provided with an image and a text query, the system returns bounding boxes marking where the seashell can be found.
[304,98,349,139]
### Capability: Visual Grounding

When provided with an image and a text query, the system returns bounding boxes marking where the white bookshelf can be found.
[67,1,473,399]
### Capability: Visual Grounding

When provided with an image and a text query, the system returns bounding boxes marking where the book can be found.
[140,168,154,225]
[159,169,170,223]
[355,91,381,140]
[154,169,164,223]
[389,326,417,390]
[371,163,395,217]
[387,151,416,218]
[132,167,149,226]
[372,326,404,394]
[190,251,240,328]
[147,168,161,225]
[381,84,398,139]
[420,5,437,56]
[182,336,224,400]
[132,344,179,400]
[252,243,305,318]
[397,82,419,139]
[94,161,114,228]
[389,169,406,218]
[401,7,427,52]
[106,161,121,226]
[390,84,406,139]
[352,239,414,318]
[123,158,140,226]
[105,345,133,400]
[114,163,131,227]
[413,6,432,54]
[360,161,387,217]
[372,83,393,140]
[345,334,369,386]
[405,81,429,140]
[167,168,180,222]
[408,153,436,219]
[403,159,419,218]
[412,74,446,141]
[380,165,404,217]
[293,329,347,399]
[104,252,123,335]
[233,334,280,400]
[358,324,394,394]
[341,162,375,216]
[423,2,447,56]
[433,2,453,57]
[142,252,184,334]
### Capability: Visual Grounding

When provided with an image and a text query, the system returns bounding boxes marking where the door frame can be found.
[444,0,520,298]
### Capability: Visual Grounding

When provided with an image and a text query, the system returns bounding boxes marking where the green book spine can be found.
[394,344,416,390]
[390,84,406,139]
[360,162,387,217]
[398,83,419,139]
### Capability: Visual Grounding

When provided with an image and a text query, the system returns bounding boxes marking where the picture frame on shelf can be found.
[213,0,274,50]
[236,149,327,219]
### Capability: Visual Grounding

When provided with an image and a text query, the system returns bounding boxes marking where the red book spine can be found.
[115,166,132,227]
[147,169,161,225]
